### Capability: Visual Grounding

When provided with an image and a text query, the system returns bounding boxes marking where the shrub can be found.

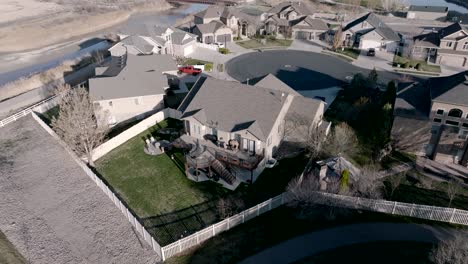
[340,169,350,191]
[415,63,422,71]
[218,48,230,54]
[402,62,410,68]
[268,35,277,41]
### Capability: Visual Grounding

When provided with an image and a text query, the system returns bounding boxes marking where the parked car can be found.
[367,48,375,56]
[178,66,202,75]
[212,42,225,49]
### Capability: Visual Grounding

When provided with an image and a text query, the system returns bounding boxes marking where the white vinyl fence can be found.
[91,108,181,161]
[0,82,86,127]
[31,112,164,259]
[195,42,218,51]
[161,193,286,260]
[313,191,468,226]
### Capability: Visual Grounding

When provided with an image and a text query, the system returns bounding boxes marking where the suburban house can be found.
[89,53,177,125]
[392,71,468,167]
[193,6,258,39]
[406,5,448,20]
[341,12,401,52]
[193,21,233,44]
[176,75,326,189]
[411,23,468,68]
[260,2,328,39]
[111,25,198,57]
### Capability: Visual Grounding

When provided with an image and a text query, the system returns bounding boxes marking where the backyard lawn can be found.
[96,119,229,218]
[236,38,293,49]
[0,231,26,264]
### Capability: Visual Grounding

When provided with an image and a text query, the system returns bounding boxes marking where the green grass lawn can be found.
[236,38,293,49]
[185,59,213,71]
[393,55,441,73]
[0,231,26,264]
[38,105,60,125]
[335,48,360,59]
[96,119,228,218]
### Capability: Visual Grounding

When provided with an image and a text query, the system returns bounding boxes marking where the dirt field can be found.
[0,0,171,53]
[0,116,160,263]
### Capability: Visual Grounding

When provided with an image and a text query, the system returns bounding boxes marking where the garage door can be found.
[204,36,214,44]
[184,45,194,56]
[295,31,311,40]
[440,55,467,68]
[216,34,231,43]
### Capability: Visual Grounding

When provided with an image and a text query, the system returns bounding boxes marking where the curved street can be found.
[225,50,417,91]
[240,222,458,264]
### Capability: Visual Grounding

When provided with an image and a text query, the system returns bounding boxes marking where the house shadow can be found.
[245,67,346,91]
[78,37,108,49]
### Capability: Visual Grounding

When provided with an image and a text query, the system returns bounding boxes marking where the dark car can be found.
[178,66,202,75]
[367,48,376,56]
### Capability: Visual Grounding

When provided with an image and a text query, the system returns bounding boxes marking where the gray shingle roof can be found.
[194,21,227,34]
[290,15,329,31]
[409,5,448,13]
[194,6,224,19]
[89,54,176,101]
[267,2,314,16]
[120,36,154,53]
[343,12,400,41]
[439,23,466,39]
[413,32,440,48]
[255,74,301,96]
[178,76,290,141]
[429,70,468,106]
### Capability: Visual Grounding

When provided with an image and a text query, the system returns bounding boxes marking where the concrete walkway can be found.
[240,222,457,264]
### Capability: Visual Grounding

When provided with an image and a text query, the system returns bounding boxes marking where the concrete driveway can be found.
[240,222,458,264]
[354,50,395,71]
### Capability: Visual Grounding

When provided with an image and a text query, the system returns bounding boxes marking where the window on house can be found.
[436,109,444,115]
[433,118,442,123]
[463,42,468,50]
[109,101,113,107]
[448,108,463,118]
[463,123,468,128]
[446,120,459,126]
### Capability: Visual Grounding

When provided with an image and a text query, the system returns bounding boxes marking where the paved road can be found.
[225,50,419,91]
[240,222,457,264]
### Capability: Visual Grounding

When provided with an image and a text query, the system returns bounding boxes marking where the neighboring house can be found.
[89,53,177,125]
[177,74,326,189]
[406,5,448,20]
[193,21,233,44]
[193,6,258,38]
[411,23,468,68]
[341,12,401,52]
[392,71,468,167]
[261,1,327,39]
[111,25,198,57]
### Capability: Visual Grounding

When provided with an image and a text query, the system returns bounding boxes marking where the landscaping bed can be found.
[236,38,293,49]
[334,48,360,59]
[393,55,441,73]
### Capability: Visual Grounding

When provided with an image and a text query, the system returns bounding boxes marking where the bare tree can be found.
[324,123,358,157]
[217,197,244,219]
[51,85,108,167]
[332,26,343,51]
[432,234,468,264]
[283,112,327,159]
[386,172,404,199]
[353,165,384,199]
[446,180,462,208]
[381,0,405,12]
[286,175,325,218]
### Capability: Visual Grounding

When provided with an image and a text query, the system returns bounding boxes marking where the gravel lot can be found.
[0,116,160,264]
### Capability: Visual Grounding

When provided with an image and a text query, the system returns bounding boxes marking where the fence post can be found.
[178,240,182,254]
[196,232,199,244]
[227,217,230,229]
[429,208,434,220]
[269,198,272,210]
[355,197,360,209]
[212,224,215,236]
[242,210,245,223]
[391,201,397,214]
[161,247,166,261]
[449,208,456,223]
[410,204,415,217]
[256,204,260,216]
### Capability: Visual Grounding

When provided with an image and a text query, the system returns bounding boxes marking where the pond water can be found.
[407,0,468,14]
